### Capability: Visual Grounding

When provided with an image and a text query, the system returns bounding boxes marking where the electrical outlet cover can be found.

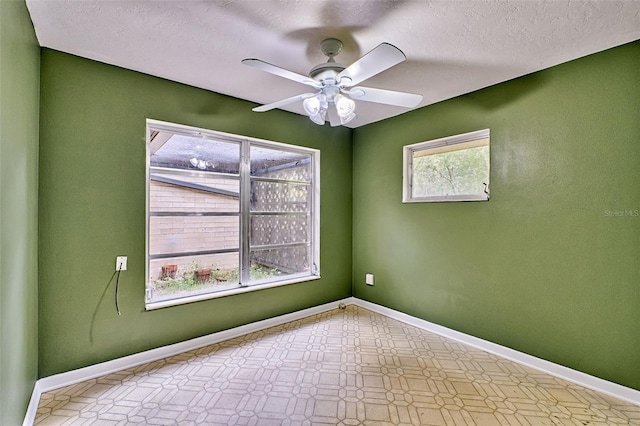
[365,273,374,286]
[116,256,128,271]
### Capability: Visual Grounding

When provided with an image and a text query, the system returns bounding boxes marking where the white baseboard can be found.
[22,298,353,426]
[23,296,638,425]
[351,298,640,406]
[22,381,42,426]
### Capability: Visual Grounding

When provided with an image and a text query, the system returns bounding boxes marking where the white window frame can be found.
[403,129,490,203]
[145,119,320,310]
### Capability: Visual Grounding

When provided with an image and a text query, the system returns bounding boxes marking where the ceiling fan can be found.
[242,38,423,126]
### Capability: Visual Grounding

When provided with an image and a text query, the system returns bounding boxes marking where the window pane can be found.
[147,120,319,308]
[250,145,311,182]
[250,246,310,283]
[411,145,489,198]
[250,214,309,246]
[148,132,242,304]
[404,129,490,202]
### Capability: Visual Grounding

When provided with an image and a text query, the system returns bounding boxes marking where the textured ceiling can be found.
[26,0,640,128]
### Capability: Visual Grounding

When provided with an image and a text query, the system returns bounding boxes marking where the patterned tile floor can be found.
[35,306,640,425]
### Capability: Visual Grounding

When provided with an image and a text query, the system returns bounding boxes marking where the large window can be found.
[146,120,320,309]
[403,129,490,202]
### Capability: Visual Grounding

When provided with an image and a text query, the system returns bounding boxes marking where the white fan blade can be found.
[346,86,422,108]
[253,93,316,112]
[242,59,320,88]
[337,43,406,87]
[327,106,341,127]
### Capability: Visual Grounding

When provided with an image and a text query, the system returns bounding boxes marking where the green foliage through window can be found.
[412,145,489,197]
[403,129,490,202]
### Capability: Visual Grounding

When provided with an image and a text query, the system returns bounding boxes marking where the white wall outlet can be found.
[116,256,127,271]
[365,273,374,286]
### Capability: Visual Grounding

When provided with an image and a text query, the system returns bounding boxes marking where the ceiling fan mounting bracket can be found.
[320,38,343,60]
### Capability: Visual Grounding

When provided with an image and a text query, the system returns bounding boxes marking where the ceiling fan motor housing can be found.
[309,64,345,82]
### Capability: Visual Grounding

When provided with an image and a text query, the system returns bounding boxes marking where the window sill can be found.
[403,194,489,203]
[145,274,321,311]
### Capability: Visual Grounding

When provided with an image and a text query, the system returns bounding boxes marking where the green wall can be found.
[352,41,640,390]
[0,1,40,424]
[25,21,640,418]
[38,50,352,377]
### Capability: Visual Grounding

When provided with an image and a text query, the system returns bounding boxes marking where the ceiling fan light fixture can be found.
[339,111,356,125]
[309,111,327,125]
[335,94,355,118]
[303,94,327,116]
[303,94,328,125]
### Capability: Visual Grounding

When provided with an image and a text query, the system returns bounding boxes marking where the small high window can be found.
[146,120,320,309]
[403,129,490,202]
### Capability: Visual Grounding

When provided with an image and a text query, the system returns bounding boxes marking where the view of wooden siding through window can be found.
[148,176,240,281]
[148,166,312,282]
